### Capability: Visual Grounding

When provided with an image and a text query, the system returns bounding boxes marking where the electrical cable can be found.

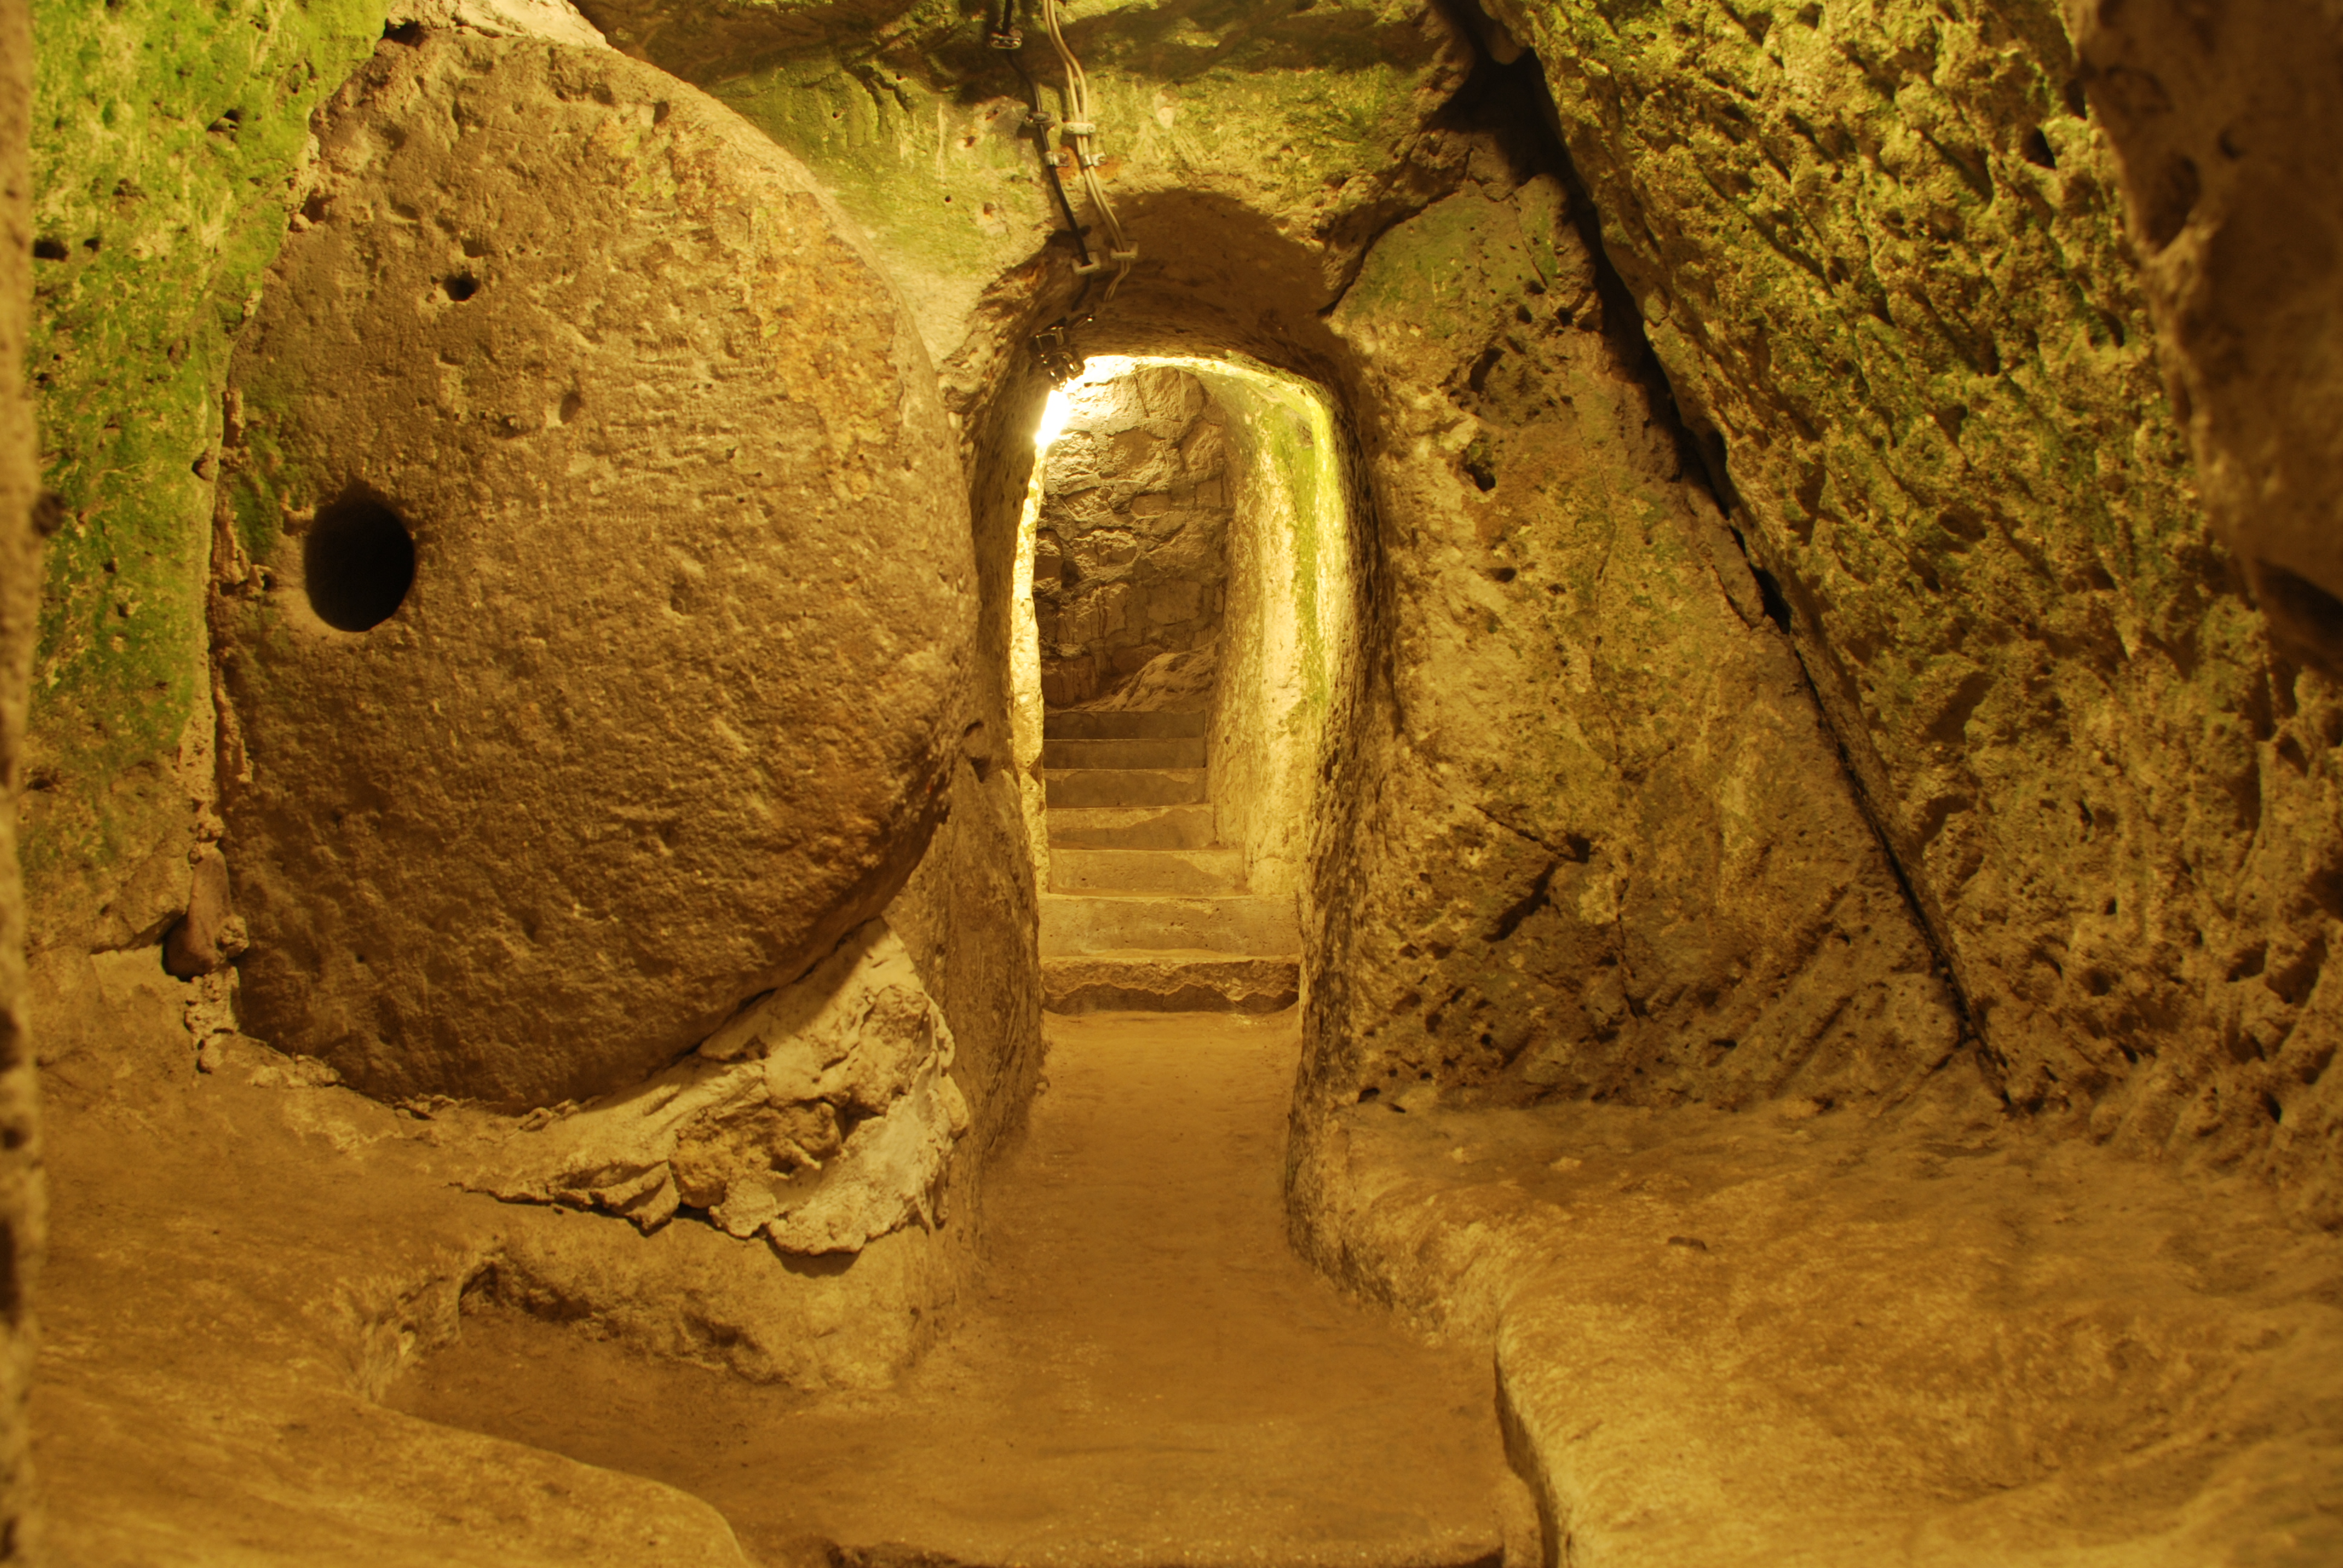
[1035,0,1136,303]
[990,22,1094,276]
[987,0,1137,381]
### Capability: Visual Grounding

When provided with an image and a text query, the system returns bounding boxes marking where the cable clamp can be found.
[1109,246,1138,264]
[1058,120,1096,136]
[1075,149,1104,168]
[1032,325,1084,384]
[986,27,1023,48]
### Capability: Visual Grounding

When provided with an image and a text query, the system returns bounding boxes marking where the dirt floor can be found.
[390,1008,1522,1567]
[45,949,2337,1566]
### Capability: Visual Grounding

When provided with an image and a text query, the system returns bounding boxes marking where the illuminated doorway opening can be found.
[1009,356,1351,1014]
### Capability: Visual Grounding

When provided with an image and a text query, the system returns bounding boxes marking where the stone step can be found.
[1050,847,1245,897]
[1041,736,1208,771]
[1047,804,1217,851]
[1044,768,1207,809]
[1043,709,1208,741]
[1043,952,1300,1014]
[1040,892,1300,957]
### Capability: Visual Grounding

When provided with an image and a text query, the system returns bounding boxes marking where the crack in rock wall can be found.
[1490,0,2343,1210]
[1302,62,1964,1128]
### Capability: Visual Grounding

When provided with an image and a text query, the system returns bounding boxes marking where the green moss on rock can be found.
[25,0,386,946]
[1497,0,2343,1187]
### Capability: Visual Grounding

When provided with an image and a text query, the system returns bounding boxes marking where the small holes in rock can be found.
[305,493,416,632]
[1752,566,1794,633]
[31,238,67,261]
[2020,128,2057,170]
[1462,434,1498,492]
[443,273,480,302]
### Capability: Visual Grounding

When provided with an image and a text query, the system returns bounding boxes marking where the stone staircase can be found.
[1040,710,1301,1013]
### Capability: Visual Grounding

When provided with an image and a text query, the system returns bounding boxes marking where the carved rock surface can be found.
[479,921,970,1253]
[2068,0,2343,672]
[1034,368,1231,709]
[214,29,971,1109]
[1314,161,1962,1113]
[1500,0,2343,1201]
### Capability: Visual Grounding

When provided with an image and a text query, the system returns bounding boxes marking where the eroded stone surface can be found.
[1036,367,1230,708]
[388,0,609,47]
[0,1,43,1544]
[21,0,388,957]
[1498,0,2343,1206]
[482,921,971,1254]
[2066,0,2343,675]
[1043,953,1299,1014]
[36,994,772,1563]
[214,28,973,1109]
[1311,109,1963,1116]
[1299,1082,2343,1566]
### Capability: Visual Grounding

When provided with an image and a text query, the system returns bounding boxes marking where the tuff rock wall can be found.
[0,0,42,1550]
[1300,59,1963,1126]
[1194,361,1350,906]
[24,0,387,955]
[2064,0,2343,678]
[1034,365,1230,710]
[1487,0,2343,1213]
[28,0,2327,1187]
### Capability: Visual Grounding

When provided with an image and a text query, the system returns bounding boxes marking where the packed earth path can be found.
[391,1008,1525,1568]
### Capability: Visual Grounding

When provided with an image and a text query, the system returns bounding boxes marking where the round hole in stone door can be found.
[305,494,416,632]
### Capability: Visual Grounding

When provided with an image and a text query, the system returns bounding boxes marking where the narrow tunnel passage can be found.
[390,1008,1519,1566]
[384,350,1522,1564]
[1020,357,1346,1019]
[22,1,2343,1560]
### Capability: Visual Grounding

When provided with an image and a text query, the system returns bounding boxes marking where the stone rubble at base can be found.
[476,921,971,1255]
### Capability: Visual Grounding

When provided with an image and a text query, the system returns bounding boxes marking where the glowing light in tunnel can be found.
[1034,386,1074,449]
[1032,356,1138,449]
